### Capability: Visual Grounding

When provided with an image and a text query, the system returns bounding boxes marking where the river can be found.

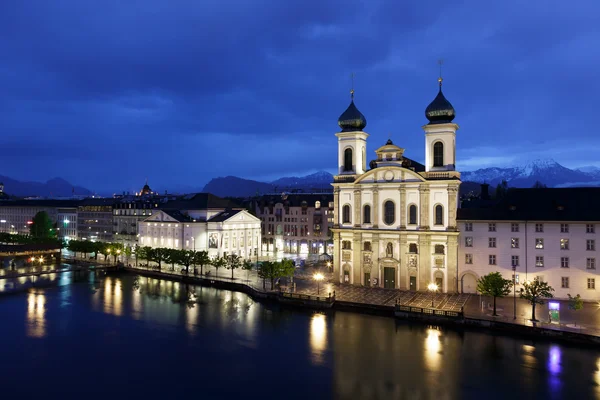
[0,271,599,400]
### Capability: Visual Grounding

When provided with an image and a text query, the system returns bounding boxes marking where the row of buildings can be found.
[330,74,600,300]
[0,182,334,261]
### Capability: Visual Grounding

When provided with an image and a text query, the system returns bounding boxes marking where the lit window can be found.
[535,256,544,267]
[465,254,473,264]
[560,239,569,250]
[535,238,544,249]
[465,237,473,247]
[511,238,519,248]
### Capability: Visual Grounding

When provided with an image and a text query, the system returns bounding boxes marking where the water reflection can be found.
[103,277,123,317]
[425,327,441,372]
[26,292,46,338]
[309,313,327,365]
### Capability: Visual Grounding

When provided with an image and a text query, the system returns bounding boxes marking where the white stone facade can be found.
[458,220,600,300]
[138,209,262,260]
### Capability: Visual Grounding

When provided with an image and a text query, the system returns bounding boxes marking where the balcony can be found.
[333,175,356,183]
[419,171,461,180]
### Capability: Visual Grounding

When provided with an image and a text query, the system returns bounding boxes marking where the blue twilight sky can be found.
[1,0,599,193]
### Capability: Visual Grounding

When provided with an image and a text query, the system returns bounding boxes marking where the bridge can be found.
[0,262,118,280]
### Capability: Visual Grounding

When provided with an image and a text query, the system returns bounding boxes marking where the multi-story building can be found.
[0,199,80,235]
[138,193,262,259]
[254,193,334,256]
[56,207,78,240]
[332,78,461,291]
[77,198,116,242]
[457,187,600,300]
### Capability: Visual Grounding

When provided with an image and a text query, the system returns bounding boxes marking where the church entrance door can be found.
[383,267,395,289]
[409,276,417,291]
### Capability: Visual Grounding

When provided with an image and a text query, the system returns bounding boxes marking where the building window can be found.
[536,256,544,267]
[535,223,544,233]
[434,244,445,254]
[560,239,569,250]
[511,238,519,249]
[434,205,443,225]
[588,278,596,290]
[465,254,473,264]
[488,223,496,232]
[587,239,595,251]
[409,205,418,225]
[535,238,544,249]
[342,240,352,250]
[342,205,351,224]
[363,205,371,224]
[465,237,473,247]
[561,257,569,268]
[587,224,595,233]
[433,142,444,167]
[363,241,371,251]
[386,242,393,258]
[511,255,519,267]
[409,243,418,253]
[464,222,472,231]
[489,255,496,265]
[560,223,569,233]
[561,277,569,289]
[344,148,353,172]
[587,258,596,270]
[511,223,519,232]
[488,237,496,248]
[384,201,395,225]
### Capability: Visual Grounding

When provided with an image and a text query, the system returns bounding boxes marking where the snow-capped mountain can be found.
[461,158,595,187]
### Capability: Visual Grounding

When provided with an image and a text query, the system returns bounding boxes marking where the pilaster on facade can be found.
[333,188,340,229]
[353,190,361,228]
[418,186,430,230]
[418,236,431,290]
[446,235,458,293]
[399,234,408,290]
[352,235,362,284]
[447,185,459,231]
[372,187,379,229]
[398,187,406,229]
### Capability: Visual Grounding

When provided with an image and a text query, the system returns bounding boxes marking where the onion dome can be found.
[338,91,367,132]
[140,179,152,195]
[425,77,455,124]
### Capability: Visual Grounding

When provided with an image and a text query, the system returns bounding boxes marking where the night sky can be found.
[0,1,598,193]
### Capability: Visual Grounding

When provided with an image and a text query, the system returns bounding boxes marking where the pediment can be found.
[354,166,425,184]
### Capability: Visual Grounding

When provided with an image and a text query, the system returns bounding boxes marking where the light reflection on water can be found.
[2,273,600,399]
[26,292,45,338]
[310,313,327,365]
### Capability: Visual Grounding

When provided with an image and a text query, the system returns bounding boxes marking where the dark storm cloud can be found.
[0,0,598,191]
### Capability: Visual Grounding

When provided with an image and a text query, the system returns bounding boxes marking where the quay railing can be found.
[280,291,335,303]
[395,304,463,318]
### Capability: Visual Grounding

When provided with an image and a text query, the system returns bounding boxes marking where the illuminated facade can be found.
[254,193,334,256]
[332,79,461,292]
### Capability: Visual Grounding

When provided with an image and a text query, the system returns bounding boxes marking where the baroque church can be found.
[332,76,461,293]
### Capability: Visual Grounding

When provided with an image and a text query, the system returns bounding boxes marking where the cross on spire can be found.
[438,59,444,87]
[350,72,355,99]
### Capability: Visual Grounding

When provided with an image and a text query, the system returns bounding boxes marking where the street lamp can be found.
[314,272,324,295]
[326,261,331,271]
[427,283,438,308]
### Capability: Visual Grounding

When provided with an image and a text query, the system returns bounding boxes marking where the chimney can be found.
[480,183,490,200]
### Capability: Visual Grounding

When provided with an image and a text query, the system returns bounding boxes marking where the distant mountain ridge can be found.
[461,158,599,188]
[0,175,92,197]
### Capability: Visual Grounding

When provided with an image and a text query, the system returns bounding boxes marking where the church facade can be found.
[332,78,461,293]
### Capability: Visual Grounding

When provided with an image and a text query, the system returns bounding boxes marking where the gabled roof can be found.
[160,192,239,210]
[458,188,600,222]
[208,209,244,222]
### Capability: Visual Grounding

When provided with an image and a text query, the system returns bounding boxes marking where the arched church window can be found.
[409,243,418,254]
[386,242,393,257]
[409,204,418,225]
[384,201,395,225]
[363,205,371,224]
[342,205,351,224]
[433,142,444,167]
[363,241,372,251]
[315,201,321,209]
[435,205,443,225]
[344,148,353,172]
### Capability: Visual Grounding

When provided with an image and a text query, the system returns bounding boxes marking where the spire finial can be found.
[145,177,148,185]
[437,59,444,88]
[350,72,355,100]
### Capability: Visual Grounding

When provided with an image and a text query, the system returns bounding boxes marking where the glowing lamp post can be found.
[427,283,438,308]
[326,261,331,271]
[314,273,324,295]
